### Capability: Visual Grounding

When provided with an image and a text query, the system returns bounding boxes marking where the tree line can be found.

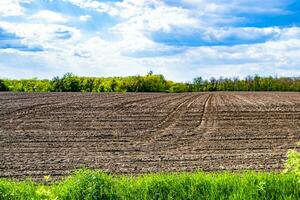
[0,73,299,92]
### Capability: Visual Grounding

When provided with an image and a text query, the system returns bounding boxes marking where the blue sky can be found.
[0,0,300,81]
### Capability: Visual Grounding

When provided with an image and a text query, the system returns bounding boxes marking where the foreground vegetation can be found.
[1,144,299,200]
[1,73,299,92]
[1,142,299,200]
[0,170,299,200]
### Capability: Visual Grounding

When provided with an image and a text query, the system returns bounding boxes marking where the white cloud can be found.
[0,21,81,52]
[181,0,288,14]
[66,0,110,12]
[68,0,200,32]
[92,0,200,56]
[2,18,300,81]
[79,15,91,22]
[31,10,68,23]
[209,27,281,41]
[0,0,32,16]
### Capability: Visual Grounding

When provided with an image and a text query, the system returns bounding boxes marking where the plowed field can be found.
[1,92,299,180]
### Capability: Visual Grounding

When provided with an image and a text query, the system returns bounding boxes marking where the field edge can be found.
[0,169,299,200]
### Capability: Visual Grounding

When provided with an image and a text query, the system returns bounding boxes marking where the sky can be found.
[0,0,300,81]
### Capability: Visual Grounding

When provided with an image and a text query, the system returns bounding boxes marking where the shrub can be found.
[284,141,300,177]
[0,79,8,91]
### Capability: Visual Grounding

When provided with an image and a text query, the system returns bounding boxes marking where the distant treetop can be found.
[0,73,299,92]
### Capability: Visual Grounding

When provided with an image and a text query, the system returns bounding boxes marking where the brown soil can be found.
[0,92,299,180]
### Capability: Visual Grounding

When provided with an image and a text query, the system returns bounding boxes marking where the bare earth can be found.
[0,92,300,180]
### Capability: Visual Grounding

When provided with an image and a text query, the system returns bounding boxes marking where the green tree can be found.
[142,74,167,92]
[110,79,118,92]
[169,83,189,93]
[193,77,203,92]
[2,73,300,93]
[0,79,8,91]
[80,78,94,92]
[61,73,80,92]
[51,76,63,92]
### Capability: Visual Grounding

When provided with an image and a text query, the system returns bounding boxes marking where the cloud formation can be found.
[0,0,299,81]
[31,10,68,23]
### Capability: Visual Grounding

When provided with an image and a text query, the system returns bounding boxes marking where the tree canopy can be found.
[1,73,299,92]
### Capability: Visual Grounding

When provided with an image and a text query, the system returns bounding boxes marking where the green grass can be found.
[0,169,299,200]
